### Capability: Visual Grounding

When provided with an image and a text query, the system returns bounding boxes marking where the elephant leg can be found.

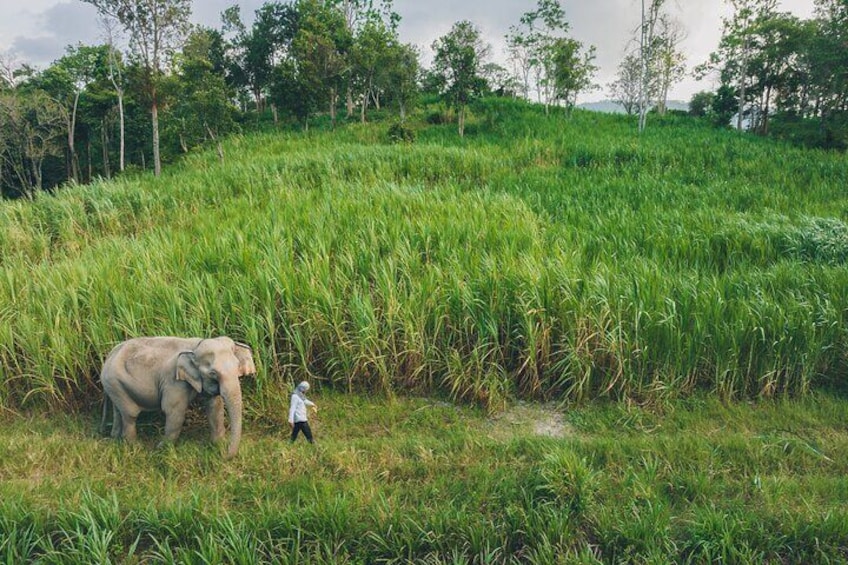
[206,396,226,443]
[111,403,123,439]
[161,394,190,445]
[121,411,139,442]
[103,382,139,441]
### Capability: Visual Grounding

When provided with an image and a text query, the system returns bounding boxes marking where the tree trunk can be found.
[346,87,354,118]
[763,84,772,135]
[638,0,663,133]
[32,149,43,192]
[458,105,466,137]
[737,34,749,131]
[638,0,648,133]
[102,120,111,179]
[69,90,80,182]
[330,87,337,129]
[372,86,380,110]
[115,89,125,172]
[253,87,262,112]
[152,95,161,177]
[206,125,224,164]
[87,138,93,183]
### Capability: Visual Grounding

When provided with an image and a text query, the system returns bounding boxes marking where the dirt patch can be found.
[486,401,573,441]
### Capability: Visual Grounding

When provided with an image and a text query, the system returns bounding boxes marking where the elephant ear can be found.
[233,342,256,377]
[175,351,203,393]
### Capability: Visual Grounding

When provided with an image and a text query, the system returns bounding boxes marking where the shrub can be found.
[387,122,416,144]
[425,111,447,125]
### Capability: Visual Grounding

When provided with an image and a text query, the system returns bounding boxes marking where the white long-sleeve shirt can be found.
[289,393,315,424]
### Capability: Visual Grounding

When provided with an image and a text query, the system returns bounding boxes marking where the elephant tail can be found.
[99,393,112,436]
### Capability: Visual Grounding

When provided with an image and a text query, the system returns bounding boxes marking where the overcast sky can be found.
[0,0,817,103]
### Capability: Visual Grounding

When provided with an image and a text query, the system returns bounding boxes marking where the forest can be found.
[1,0,846,200]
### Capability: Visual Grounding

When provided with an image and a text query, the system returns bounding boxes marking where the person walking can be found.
[289,381,317,444]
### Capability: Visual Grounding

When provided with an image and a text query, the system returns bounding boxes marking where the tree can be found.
[530,0,569,112]
[609,51,642,115]
[507,1,593,115]
[33,44,110,182]
[637,0,665,132]
[516,0,565,109]
[431,20,490,137]
[505,24,533,99]
[351,31,420,122]
[383,42,419,122]
[73,45,125,182]
[169,27,236,161]
[0,90,65,198]
[651,14,687,116]
[773,18,818,119]
[102,17,127,172]
[269,58,317,129]
[350,19,393,122]
[700,0,779,131]
[292,0,351,129]
[481,62,520,97]
[549,38,597,114]
[222,2,299,115]
[83,0,192,177]
[331,0,399,117]
[807,0,848,144]
[0,52,19,90]
[689,90,715,117]
[711,83,738,127]
[334,0,398,33]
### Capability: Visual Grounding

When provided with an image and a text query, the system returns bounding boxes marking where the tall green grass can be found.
[2,98,848,409]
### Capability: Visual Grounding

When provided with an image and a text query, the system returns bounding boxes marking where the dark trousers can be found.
[291,421,313,443]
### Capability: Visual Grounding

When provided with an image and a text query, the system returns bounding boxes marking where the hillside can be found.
[2,98,848,412]
[2,98,848,562]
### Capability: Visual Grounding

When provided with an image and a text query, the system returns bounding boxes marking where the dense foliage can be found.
[696,0,848,148]
[0,0,420,197]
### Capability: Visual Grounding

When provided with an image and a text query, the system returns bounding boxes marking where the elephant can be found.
[99,336,256,458]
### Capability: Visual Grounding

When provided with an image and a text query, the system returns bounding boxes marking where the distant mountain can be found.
[577,100,689,114]
[578,100,628,114]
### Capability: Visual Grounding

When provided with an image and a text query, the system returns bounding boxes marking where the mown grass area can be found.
[2,98,848,409]
[2,393,847,563]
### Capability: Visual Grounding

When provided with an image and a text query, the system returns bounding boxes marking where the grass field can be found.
[2,393,847,563]
[2,98,848,561]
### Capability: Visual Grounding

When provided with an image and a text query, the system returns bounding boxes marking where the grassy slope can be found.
[2,99,848,409]
[2,99,848,561]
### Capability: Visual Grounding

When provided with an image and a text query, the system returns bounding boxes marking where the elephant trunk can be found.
[221,377,243,458]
